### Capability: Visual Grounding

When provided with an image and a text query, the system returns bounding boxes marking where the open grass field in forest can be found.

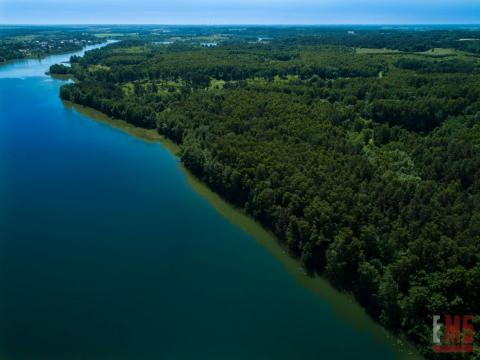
[355,47,402,54]
[416,47,461,56]
[94,33,138,38]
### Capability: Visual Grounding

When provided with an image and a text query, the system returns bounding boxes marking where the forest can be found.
[53,27,480,359]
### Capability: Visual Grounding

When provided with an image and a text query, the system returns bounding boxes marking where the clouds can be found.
[1,0,479,24]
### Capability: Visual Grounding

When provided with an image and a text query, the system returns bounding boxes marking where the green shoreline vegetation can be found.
[51,26,480,359]
[0,28,102,63]
[62,100,421,359]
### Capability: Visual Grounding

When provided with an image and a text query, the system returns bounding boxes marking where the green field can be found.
[94,32,138,38]
[356,47,402,54]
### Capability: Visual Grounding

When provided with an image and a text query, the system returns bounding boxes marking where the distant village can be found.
[0,34,99,62]
[17,38,94,56]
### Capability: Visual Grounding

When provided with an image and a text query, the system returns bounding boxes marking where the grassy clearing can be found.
[356,48,402,54]
[209,78,226,89]
[94,33,137,38]
[88,64,110,73]
[273,74,300,83]
[122,80,183,96]
[416,48,459,56]
[110,46,148,54]
[194,35,229,42]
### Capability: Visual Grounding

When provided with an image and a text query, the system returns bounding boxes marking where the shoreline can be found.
[61,100,422,360]
[0,43,105,67]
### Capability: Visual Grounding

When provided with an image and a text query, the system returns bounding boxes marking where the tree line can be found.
[56,34,480,359]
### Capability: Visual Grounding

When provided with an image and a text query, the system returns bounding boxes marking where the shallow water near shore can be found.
[0,44,421,360]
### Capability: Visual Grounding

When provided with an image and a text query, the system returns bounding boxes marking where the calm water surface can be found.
[0,44,415,360]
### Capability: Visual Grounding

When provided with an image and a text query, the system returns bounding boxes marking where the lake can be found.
[0,44,418,360]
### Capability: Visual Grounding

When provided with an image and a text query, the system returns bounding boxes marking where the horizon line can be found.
[2,23,480,26]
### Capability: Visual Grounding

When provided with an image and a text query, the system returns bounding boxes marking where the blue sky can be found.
[1,0,479,25]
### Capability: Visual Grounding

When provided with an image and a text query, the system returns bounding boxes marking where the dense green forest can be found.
[53,28,480,359]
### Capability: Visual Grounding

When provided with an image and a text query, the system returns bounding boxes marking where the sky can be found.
[1,0,480,25]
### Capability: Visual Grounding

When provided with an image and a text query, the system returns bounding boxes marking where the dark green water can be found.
[0,45,413,360]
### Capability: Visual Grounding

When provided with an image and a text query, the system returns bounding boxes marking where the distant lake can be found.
[0,44,419,360]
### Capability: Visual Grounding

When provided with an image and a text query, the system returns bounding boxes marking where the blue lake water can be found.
[0,44,414,360]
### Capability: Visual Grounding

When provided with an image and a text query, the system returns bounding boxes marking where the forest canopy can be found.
[55,27,480,359]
